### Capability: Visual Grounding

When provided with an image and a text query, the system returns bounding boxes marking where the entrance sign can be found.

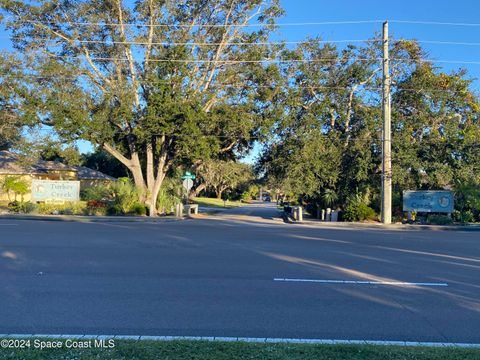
[32,180,80,202]
[403,191,454,213]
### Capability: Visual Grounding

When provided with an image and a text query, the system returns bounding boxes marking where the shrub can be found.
[82,179,143,215]
[157,177,182,215]
[427,214,453,225]
[81,185,110,201]
[8,201,37,214]
[460,210,475,223]
[110,179,143,214]
[343,193,377,222]
[37,201,87,215]
[107,203,123,216]
[130,203,147,216]
[241,184,259,202]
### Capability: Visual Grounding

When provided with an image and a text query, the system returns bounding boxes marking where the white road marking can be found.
[0,334,478,347]
[0,224,18,226]
[273,278,448,287]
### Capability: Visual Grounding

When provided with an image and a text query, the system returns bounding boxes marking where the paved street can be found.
[1,203,479,343]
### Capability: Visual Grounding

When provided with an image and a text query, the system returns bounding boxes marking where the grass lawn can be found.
[0,339,478,360]
[193,197,245,209]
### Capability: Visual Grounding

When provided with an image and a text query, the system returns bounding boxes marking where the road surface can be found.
[1,203,479,343]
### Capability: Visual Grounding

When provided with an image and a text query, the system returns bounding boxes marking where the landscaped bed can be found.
[0,339,478,360]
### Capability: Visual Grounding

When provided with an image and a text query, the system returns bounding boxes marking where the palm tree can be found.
[322,188,338,208]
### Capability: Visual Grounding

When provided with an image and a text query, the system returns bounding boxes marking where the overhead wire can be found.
[2,17,384,28]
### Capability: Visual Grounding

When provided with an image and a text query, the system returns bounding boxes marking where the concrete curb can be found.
[0,214,185,223]
[297,220,480,232]
[0,334,479,348]
[280,212,480,231]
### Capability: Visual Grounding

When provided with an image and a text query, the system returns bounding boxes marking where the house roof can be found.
[0,150,31,175]
[74,166,116,181]
[0,150,116,181]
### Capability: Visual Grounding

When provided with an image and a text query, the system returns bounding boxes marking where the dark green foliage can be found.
[427,214,453,225]
[156,177,182,215]
[258,39,480,220]
[7,200,36,214]
[343,194,377,222]
[81,150,130,179]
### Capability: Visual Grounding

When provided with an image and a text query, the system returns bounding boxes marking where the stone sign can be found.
[31,180,80,202]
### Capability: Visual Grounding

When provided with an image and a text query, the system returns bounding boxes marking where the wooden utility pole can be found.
[381,21,392,224]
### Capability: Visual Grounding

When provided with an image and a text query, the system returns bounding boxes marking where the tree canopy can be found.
[2,0,283,214]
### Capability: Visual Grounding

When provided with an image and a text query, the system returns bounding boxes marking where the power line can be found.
[390,20,480,27]
[5,54,382,64]
[415,40,480,46]
[0,37,379,47]
[3,50,479,66]
[4,18,384,28]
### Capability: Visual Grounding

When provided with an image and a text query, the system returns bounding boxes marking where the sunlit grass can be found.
[193,197,245,209]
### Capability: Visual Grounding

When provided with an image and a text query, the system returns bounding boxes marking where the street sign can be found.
[182,178,194,192]
[181,171,196,180]
[403,191,454,213]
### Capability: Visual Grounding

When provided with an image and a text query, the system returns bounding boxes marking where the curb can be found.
[281,213,480,232]
[0,214,185,223]
[297,221,480,232]
[0,334,479,348]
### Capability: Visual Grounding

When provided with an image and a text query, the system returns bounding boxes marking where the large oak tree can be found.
[2,0,283,215]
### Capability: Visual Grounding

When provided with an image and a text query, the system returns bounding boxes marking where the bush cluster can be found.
[81,178,147,216]
[427,214,453,225]
[8,201,36,214]
[36,202,87,215]
[343,194,377,222]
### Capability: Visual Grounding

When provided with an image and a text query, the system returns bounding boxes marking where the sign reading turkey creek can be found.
[403,190,454,213]
[31,180,80,202]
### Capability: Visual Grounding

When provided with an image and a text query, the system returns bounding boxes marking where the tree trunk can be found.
[103,142,169,217]
[190,183,206,200]
[216,189,223,199]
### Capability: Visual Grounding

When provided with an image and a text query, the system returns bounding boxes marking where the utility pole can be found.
[381,20,392,224]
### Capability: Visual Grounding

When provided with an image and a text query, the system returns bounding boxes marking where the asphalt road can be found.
[1,203,479,343]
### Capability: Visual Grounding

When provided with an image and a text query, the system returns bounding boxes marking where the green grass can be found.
[0,339,478,360]
[193,197,245,209]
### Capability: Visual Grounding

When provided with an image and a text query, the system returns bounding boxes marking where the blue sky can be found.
[2,0,480,160]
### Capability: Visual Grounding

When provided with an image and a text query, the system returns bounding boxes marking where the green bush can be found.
[460,210,475,223]
[343,193,377,222]
[37,201,87,215]
[110,178,143,214]
[427,214,453,225]
[107,203,123,216]
[130,203,147,216]
[82,179,143,215]
[8,201,37,214]
[241,184,259,202]
[157,177,182,215]
[81,185,110,201]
